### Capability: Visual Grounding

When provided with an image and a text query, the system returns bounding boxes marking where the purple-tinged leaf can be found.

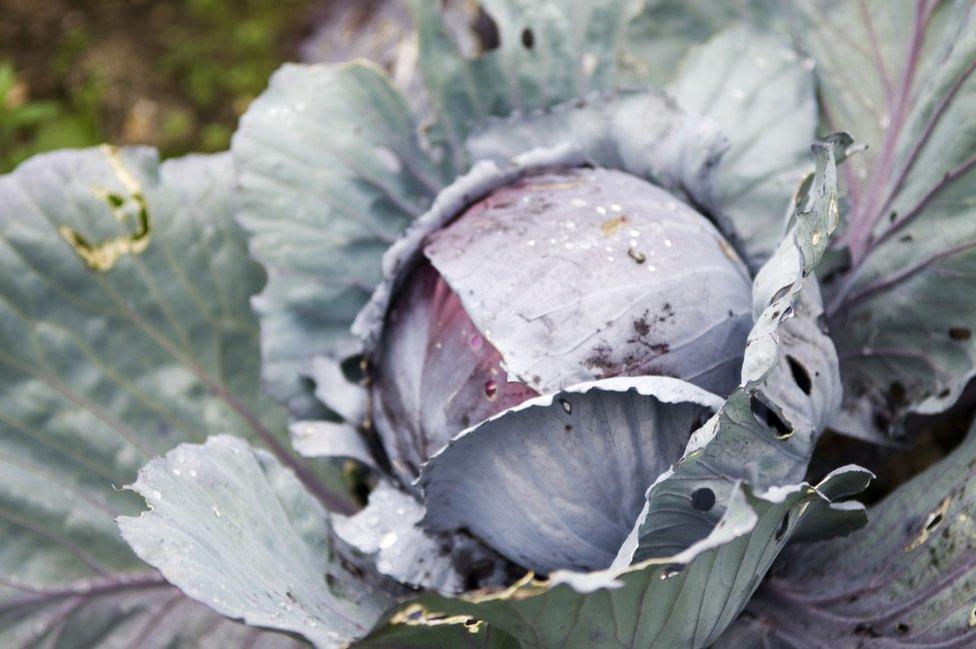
[799,0,976,440]
[370,261,538,482]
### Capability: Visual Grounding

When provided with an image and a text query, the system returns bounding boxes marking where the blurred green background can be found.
[0,0,326,172]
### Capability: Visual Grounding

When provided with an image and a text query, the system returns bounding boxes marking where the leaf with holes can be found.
[0,148,346,646]
[409,0,633,173]
[715,418,976,648]
[632,135,847,559]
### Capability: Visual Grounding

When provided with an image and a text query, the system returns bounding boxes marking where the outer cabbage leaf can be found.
[364,471,867,649]
[119,435,394,648]
[0,579,301,649]
[800,0,976,440]
[290,420,378,470]
[299,0,424,109]
[306,355,368,425]
[667,24,818,266]
[620,0,781,87]
[717,418,976,648]
[0,149,325,645]
[795,0,955,207]
[409,0,632,173]
[232,62,447,417]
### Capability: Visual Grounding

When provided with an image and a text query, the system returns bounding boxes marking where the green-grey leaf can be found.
[0,148,329,645]
[719,419,976,647]
[409,0,632,173]
[802,0,976,440]
[667,24,818,266]
[232,61,447,417]
[620,0,781,87]
[307,355,368,426]
[119,435,394,648]
[370,473,866,649]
